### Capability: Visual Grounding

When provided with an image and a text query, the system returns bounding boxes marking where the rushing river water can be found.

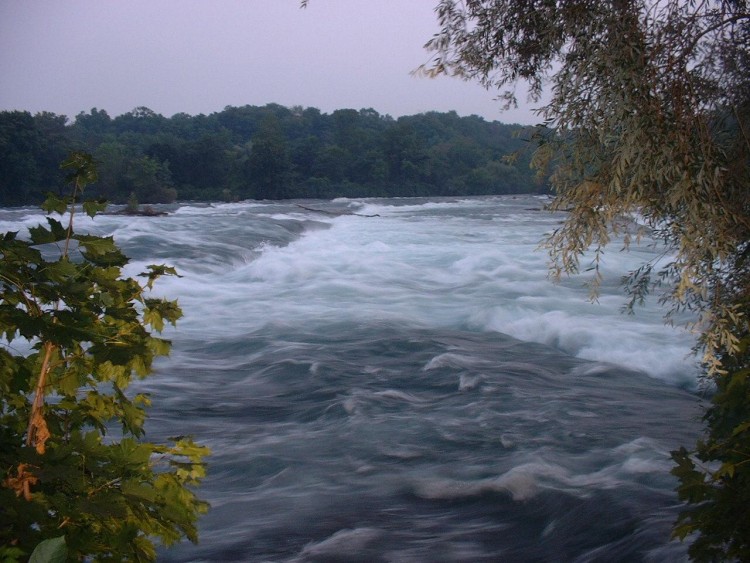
[1,196,703,562]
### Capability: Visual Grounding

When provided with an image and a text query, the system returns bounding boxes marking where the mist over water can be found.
[1,196,702,561]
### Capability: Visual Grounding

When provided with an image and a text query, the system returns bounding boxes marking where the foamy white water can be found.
[84,196,697,386]
[0,196,702,561]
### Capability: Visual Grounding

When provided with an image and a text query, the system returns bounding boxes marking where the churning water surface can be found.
[1,196,704,562]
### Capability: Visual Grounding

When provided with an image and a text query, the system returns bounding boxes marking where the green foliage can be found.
[671,335,750,561]
[0,152,208,561]
[422,0,750,558]
[127,191,139,214]
[0,105,544,206]
[0,111,70,205]
[28,537,66,563]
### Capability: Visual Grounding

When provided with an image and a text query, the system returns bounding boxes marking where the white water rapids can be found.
[1,196,702,561]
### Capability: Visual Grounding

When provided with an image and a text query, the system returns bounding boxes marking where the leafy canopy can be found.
[422,1,749,560]
[0,152,209,561]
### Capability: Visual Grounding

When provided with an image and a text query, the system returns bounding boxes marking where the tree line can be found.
[0,104,545,207]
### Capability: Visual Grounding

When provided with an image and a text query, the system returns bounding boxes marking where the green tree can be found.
[422,0,749,559]
[0,111,73,206]
[247,115,291,198]
[180,132,232,197]
[0,112,42,205]
[0,152,208,561]
[125,156,177,204]
[31,112,71,193]
[383,121,427,183]
[93,140,133,201]
[112,107,167,137]
[69,108,113,147]
[2,101,549,205]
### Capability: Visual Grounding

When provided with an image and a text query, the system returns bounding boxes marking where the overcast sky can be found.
[0,0,540,124]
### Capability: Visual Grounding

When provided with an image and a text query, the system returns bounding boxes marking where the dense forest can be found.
[0,104,545,206]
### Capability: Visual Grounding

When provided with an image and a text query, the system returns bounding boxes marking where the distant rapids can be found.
[1,196,701,562]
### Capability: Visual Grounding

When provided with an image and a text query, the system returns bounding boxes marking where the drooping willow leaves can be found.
[420,1,750,559]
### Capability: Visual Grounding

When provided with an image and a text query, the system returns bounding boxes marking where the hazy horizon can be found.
[0,1,541,125]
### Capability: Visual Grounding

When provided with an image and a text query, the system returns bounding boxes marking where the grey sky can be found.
[0,0,540,124]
